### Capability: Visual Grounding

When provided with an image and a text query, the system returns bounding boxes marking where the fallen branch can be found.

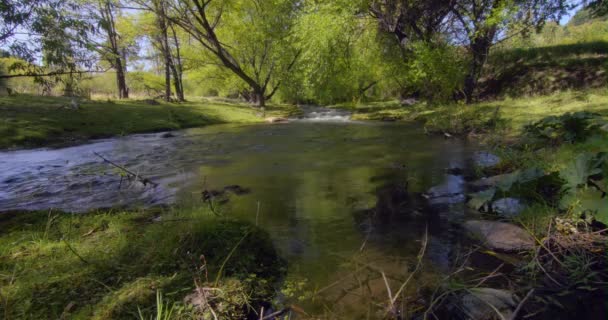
[93,152,158,188]
[509,289,534,320]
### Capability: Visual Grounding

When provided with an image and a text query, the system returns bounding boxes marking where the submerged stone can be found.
[460,288,516,320]
[469,173,511,191]
[464,220,535,252]
[492,198,526,217]
[425,175,466,206]
[473,151,501,168]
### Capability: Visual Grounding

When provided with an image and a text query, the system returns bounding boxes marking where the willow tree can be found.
[290,0,392,104]
[159,0,300,110]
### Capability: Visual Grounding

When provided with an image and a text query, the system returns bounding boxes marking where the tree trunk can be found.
[169,24,185,102]
[156,0,172,102]
[255,89,266,117]
[463,35,493,104]
[102,0,128,99]
[163,56,171,101]
[169,64,182,101]
[115,57,128,99]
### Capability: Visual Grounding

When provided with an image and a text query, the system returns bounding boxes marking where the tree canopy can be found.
[0,0,593,104]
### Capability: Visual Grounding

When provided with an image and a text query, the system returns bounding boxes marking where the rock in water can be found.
[426,174,466,206]
[473,152,501,168]
[464,220,534,252]
[461,288,516,320]
[469,173,512,192]
[70,97,80,110]
[492,198,525,217]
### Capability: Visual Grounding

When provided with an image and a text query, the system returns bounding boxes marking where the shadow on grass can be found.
[481,42,608,99]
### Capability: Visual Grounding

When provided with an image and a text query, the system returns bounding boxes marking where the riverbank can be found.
[0,95,296,149]
[0,207,285,319]
[335,89,608,133]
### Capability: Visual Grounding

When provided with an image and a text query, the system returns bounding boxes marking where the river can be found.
[0,108,482,317]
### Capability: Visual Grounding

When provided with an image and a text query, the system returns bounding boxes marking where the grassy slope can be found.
[0,95,295,149]
[480,41,608,98]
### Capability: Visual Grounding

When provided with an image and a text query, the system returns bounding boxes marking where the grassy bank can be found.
[0,207,285,319]
[0,95,295,149]
[338,89,608,134]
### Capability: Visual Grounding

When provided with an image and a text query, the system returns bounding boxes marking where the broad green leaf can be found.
[468,188,496,211]
[560,153,602,191]
[496,167,545,192]
[577,189,608,225]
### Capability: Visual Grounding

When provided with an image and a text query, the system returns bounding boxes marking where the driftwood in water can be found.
[93,152,158,188]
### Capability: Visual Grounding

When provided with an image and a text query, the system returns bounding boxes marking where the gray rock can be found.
[464,220,535,252]
[473,152,501,168]
[492,198,525,217]
[401,98,417,105]
[469,174,511,191]
[427,175,465,198]
[461,288,516,320]
[426,175,466,206]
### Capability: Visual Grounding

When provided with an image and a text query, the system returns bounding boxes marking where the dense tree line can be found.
[0,0,596,105]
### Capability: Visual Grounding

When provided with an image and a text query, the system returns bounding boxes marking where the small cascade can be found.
[292,105,352,122]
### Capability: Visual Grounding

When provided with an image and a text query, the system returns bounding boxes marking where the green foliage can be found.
[401,42,466,101]
[558,152,608,224]
[524,111,606,145]
[286,1,391,104]
[469,168,566,210]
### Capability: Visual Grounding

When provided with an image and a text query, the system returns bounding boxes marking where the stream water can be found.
[0,110,483,317]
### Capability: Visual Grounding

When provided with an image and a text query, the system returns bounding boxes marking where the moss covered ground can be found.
[0,207,285,319]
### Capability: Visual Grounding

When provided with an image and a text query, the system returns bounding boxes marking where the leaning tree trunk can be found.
[169,24,185,102]
[163,56,171,101]
[102,0,128,99]
[115,56,129,99]
[169,61,183,102]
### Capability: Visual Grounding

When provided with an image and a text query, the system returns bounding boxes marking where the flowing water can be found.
[0,110,482,317]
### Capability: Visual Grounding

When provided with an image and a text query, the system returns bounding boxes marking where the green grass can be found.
[0,207,285,319]
[0,95,296,149]
[418,89,608,135]
[339,89,608,136]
